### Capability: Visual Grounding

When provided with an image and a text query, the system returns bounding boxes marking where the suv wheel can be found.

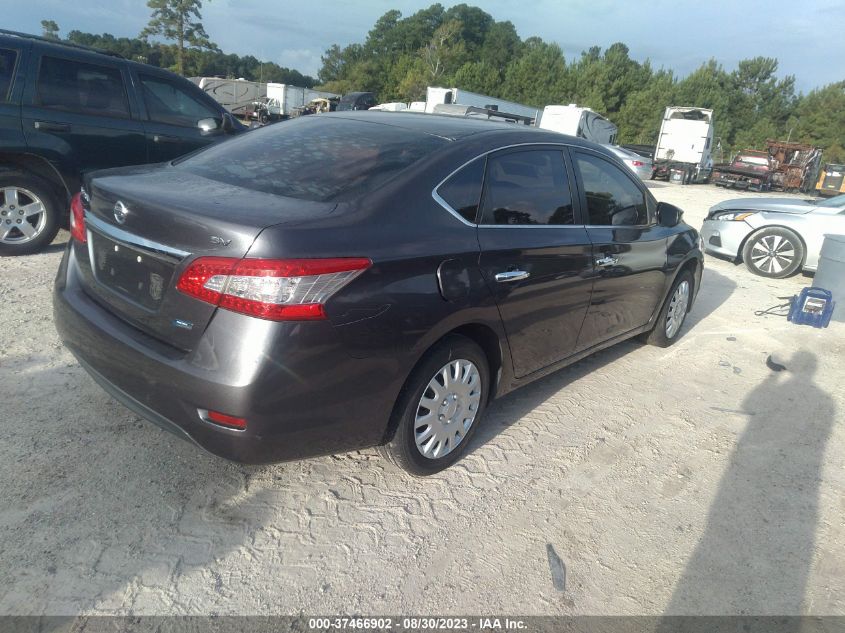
[742,227,804,278]
[380,335,489,476]
[0,174,62,255]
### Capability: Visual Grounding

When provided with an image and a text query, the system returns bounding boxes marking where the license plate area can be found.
[89,230,176,311]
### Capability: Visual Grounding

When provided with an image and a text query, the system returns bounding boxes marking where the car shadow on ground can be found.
[660,350,835,616]
[466,266,736,457]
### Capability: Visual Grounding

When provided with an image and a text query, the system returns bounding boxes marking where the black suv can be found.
[336,92,376,111]
[0,30,244,255]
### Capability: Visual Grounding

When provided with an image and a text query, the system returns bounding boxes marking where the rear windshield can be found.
[177,116,446,202]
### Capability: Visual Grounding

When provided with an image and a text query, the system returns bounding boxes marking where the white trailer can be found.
[653,106,715,183]
[537,104,618,144]
[190,77,266,113]
[262,84,338,119]
[425,86,539,122]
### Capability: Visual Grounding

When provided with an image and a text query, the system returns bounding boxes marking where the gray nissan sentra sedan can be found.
[54,112,703,475]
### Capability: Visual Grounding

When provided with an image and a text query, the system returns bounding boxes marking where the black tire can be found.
[379,335,490,476]
[741,226,804,278]
[0,172,62,256]
[644,269,694,348]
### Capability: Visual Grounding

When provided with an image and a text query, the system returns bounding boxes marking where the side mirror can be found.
[221,113,235,133]
[657,202,684,227]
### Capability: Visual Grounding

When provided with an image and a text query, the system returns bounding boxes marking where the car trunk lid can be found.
[79,165,335,351]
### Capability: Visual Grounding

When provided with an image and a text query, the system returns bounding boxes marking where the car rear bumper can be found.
[700,219,754,260]
[53,245,400,464]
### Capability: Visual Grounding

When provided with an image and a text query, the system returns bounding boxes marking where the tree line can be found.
[316,4,844,161]
[40,2,844,161]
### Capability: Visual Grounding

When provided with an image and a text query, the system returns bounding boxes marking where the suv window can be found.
[574,152,648,226]
[177,116,447,202]
[437,158,485,223]
[480,150,574,225]
[139,74,219,127]
[0,49,17,102]
[36,56,129,118]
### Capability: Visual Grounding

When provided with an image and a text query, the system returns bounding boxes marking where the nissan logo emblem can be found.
[113,201,129,224]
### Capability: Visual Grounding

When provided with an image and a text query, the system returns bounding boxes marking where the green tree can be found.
[40,20,60,40]
[141,0,217,75]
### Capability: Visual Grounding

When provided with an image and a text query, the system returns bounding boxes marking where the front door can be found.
[477,147,594,378]
[134,72,224,163]
[570,150,668,349]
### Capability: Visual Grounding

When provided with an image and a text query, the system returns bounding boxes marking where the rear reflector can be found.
[205,410,247,430]
[69,192,86,243]
[177,257,371,321]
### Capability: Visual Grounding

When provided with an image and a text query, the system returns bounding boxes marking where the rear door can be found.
[134,70,226,162]
[570,149,668,349]
[20,50,146,182]
[476,146,593,378]
[0,42,26,151]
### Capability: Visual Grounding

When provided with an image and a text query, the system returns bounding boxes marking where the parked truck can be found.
[653,106,715,184]
[424,86,540,122]
[536,104,618,144]
[249,84,339,123]
[712,150,773,190]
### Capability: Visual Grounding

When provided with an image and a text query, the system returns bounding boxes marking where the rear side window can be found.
[437,158,485,223]
[139,74,220,127]
[177,116,447,202]
[480,150,574,225]
[574,152,648,226]
[36,56,129,118]
[0,49,17,102]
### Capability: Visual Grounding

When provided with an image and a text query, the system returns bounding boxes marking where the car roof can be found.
[0,29,124,59]
[320,111,606,148]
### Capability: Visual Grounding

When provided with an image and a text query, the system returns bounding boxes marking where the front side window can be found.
[480,150,574,226]
[139,74,219,127]
[36,56,129,118]
[437,157,485,223]
[0,48,17,102]
[574,152,648,226]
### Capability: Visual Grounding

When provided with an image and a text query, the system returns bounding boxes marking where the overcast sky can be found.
[8,0,844,92]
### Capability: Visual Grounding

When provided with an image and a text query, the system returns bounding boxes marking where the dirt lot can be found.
[0,182,843,616]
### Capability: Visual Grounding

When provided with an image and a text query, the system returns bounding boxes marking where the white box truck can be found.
[653,106,715,184]
[537,104,618,144]
[260,84,338,120]
[190,77,266,114]
[425,86,539,122]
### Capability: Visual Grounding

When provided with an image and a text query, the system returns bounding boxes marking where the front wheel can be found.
[380,335,489,476]
[741,227,804,278]
[644,270,694,348]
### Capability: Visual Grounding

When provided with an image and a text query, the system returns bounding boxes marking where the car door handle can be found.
[595,256,619,267]
[494,270,530,283]
[33,121,70,133]
[153,134,180,143]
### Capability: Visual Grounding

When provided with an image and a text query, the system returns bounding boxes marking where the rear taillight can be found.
[69,192,86,243]
[176,257,371,321]
[631,160,645,167]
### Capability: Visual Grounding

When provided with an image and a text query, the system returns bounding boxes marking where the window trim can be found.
[34,53,131,119]
[432,142,593,229]
[570,146,654,229]
[0,47,20,103]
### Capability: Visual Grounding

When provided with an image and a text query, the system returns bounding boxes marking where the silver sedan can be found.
[602,145,654,181]
[700,193,845,278]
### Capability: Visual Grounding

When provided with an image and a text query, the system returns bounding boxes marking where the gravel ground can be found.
[0,182,843,616]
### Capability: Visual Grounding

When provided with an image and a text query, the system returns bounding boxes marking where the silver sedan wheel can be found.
[749,234,796,275]
[0,187,47,244]
[414,359,482,460]
[665,280,690,339]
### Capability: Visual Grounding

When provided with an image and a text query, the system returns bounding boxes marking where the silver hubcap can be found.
[414,359,482,459]
[665,280,690,338]
[750,234,795,274]
[0,187,47,244]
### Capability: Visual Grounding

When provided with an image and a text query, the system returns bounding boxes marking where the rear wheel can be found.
[741,227,804,278]
[0,174,62,256]
[380,335,489,476]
